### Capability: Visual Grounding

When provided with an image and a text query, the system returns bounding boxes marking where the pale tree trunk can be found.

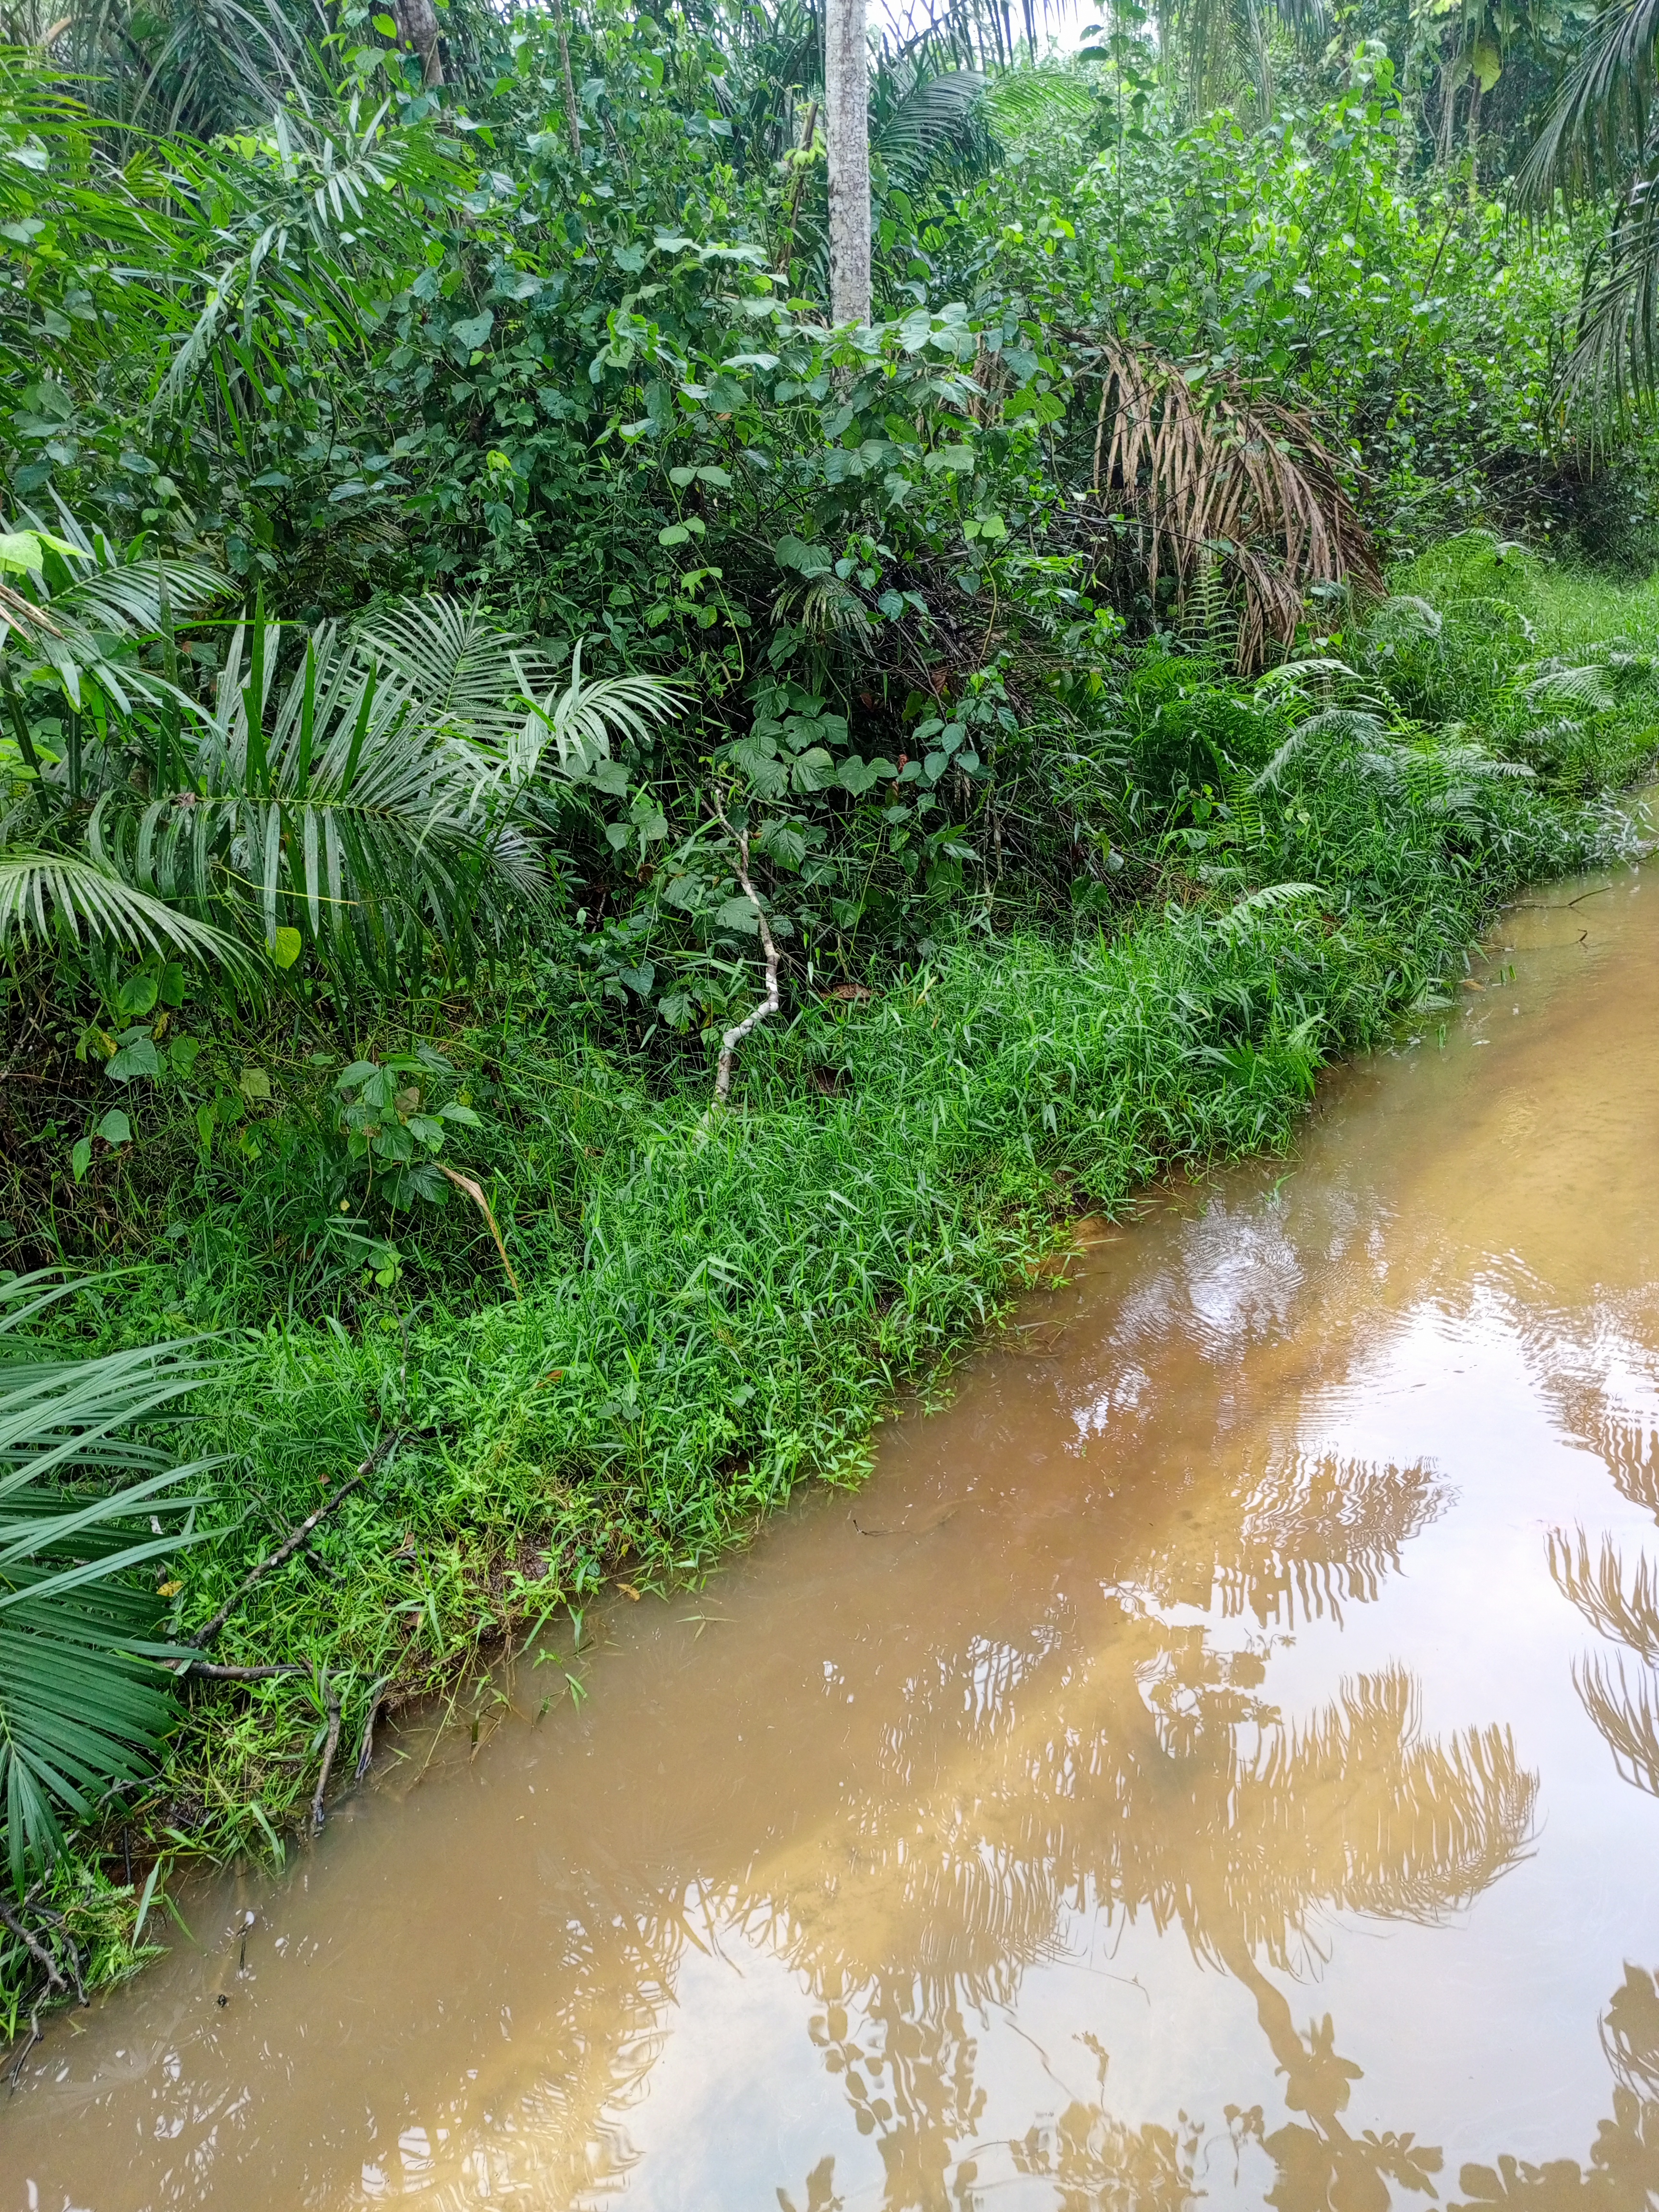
[825,0,871,325]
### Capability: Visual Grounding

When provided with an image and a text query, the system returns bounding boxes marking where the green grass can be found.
[3,536,1656,2028]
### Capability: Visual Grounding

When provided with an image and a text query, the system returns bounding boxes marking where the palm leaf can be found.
[503,637,690,781]
[0,500,225,716]
[1518,0,1659,207]
[0,847,262,977]
[0,1319,224,1888]
[1085,336,1381,671]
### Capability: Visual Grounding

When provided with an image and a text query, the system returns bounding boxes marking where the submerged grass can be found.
[3,541,1657,2027]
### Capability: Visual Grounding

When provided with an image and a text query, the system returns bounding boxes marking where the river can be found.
[11,844,1659,2211]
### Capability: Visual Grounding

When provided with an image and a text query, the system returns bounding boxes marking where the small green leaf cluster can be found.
[332,1051,482,1211]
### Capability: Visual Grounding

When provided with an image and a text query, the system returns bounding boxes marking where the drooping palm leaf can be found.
[1519,0,1659,207]
[1083,335,1382,670]
[92,596,686,982]
[0,1279,222,1889]
[1512,0,1659,402]
[0,847,261,976]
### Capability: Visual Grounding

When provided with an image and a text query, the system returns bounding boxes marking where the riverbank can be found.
[4,538,1658,2036]
[14,815,1659,2200]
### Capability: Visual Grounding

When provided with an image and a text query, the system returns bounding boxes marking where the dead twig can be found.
[353,1697,381,1783]
[182,1662,310,1681]
[710,793,781,1108]
[436,1166,520,1295]
[0,1899,65,1997]
[175,1430,404,1667]
[310,1682,343,1834]
[7,2007,42,2088]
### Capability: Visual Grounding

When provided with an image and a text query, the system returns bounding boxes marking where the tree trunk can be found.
[825,0,871,326]
[555,0,581,162]
[394,0,444,85]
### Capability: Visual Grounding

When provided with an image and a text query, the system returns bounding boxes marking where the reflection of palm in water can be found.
[759,1384,1659,2211]
[452,1450,1529,2211]
[1132,1452,1444,1632]
[781,1968,1659,2212]
[756,1455,1535,2212]
[1545,1404,1659,1798]
[768,1645,1530,2212]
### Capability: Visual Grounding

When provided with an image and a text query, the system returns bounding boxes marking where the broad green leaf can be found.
[449,311,495,353]
[0,529,85,577]
[116,971,159,1019]
[106,1037,160,1083]
[716,896,760,933]
[272,926,302,970]
[775,535,833,576]
[96,1109,132,1146]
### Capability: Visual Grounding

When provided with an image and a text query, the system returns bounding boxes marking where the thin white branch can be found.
[711,797,780,1108]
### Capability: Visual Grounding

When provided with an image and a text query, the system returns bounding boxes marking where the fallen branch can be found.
[182,1663,309,1682]
[0,1886,84,2081]
[174,1430,404,1669]
[310,1682,343,1835]
[437,1166,520,1295]
[0,1899,65,1997]
[710,794,781,1107]
[7,2008,41,2087]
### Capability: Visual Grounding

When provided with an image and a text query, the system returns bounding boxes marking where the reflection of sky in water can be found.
[14,866,1659,2212]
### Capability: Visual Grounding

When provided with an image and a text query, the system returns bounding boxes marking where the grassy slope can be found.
[5,548,1658,2028]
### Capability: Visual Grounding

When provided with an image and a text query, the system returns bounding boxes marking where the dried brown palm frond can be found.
[0,582,61,648]
[1084,337,1382,672]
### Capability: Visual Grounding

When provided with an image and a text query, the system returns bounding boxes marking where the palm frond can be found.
[871,66,988,189]
[92,596,678,980]
[1086,337,1381,671]
[356,595,561,752]
[982,66,1096,143]
[0,1319,224,1886]
[494,637,689,782]
[1518,0,1659,207]
[1558,181,1659,406]
[0,847,261,976]
[0,503,225,716]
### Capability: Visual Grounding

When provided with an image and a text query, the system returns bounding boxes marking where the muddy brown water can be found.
[14,852,1659,2212]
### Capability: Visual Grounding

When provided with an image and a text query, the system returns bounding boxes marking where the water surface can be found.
[12,854,1659,2211]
